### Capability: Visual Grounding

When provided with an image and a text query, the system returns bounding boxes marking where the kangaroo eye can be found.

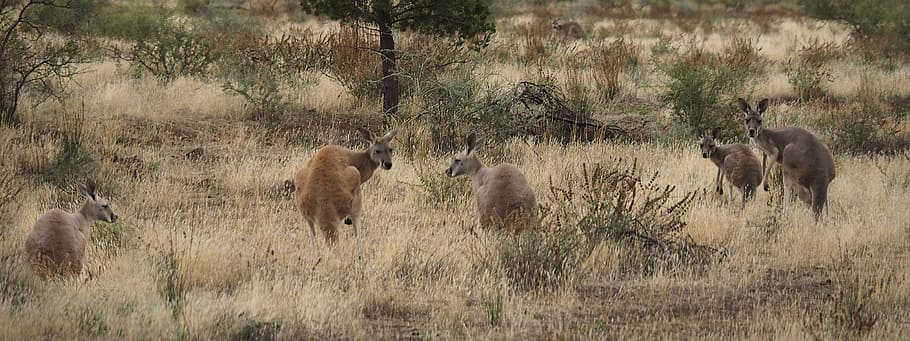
[102,204,109,208]
[374,150,381,154]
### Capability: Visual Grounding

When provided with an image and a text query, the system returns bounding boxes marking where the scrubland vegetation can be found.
[1,0,909,339]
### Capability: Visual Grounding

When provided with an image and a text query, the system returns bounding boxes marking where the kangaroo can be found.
[698,127,763,208]
[445,133,538,232]
[294,128,398,253]
[552,18,585,39]
[24,180,118,277]
[738,98,836,222]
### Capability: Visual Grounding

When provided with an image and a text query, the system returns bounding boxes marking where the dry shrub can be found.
[494,159,718,292]
[322,25,381,101]
[216,30,324,120]
[786,39,839,100]
[591,38,639,103]
[722,35,765,76]
[514,17,557,64]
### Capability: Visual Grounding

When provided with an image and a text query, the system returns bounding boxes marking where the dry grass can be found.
[2,2,910,339]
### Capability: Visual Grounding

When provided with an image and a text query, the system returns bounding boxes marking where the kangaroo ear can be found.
[711,127,721,139]
[756,98,769,114]
[465,133,484,153]
[379,128,398,143]
[465,133,477,153]
[737,98,751,114]
[357,127,376,142]
[79,180,97,200]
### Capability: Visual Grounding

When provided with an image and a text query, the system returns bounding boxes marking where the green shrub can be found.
[30,0,107,36]
[785,40,837,100]
[41,125,96,190]
[124,26,217,82]
[93,3,173,41]
[217,32,323,121]
[828,102,910,156]
[799,0,910,58]
[411,159,471,209]
[659,56,748,141]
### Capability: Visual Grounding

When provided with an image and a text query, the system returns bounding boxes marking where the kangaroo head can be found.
[445,133,483,177]
[358,127,398,170]
[551,18,561,29]
[698,127,721,158]
[738,98,769,138]
[78,180,118,224]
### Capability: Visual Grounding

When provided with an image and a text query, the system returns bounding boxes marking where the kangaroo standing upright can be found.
[738,98,835,222]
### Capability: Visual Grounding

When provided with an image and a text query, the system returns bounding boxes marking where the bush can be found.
[115,25,218,82]
[410,159,471,209]
[93,3,173,41]
[494,159,716,292]
[321,25,382,101]
[1,3,85,125]
[785,40,837,100]
[29,0,107,36]
[41,116,96,190]
[828,102,910,156]
[499,227,588,292]
[216,32,323,121]
[591,38,639,103]
[799,0,910,58]
[658,49,752,141]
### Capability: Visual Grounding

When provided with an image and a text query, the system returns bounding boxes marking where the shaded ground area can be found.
[360,267,836,339]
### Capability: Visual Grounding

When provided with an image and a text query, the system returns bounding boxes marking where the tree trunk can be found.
[378,22,399,117]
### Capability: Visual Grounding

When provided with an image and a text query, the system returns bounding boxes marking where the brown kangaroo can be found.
[698,128,763,209]
[738,98,835,222]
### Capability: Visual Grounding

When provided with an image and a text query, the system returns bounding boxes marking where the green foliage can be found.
[216,32,323,120]
[92,221,135,252]
[785,40,837,100]
[799,0,910,57]
[93,3,172,41]
[0,3,86,125]
[658,52,751,141]
[29,0,107,35]
[120,26,217,82]
[41,129,96,190]
[417,69,536,151]
[483,292,503,327]
[180,0,213,14]
[300,0,495,47]
[411,160,470,208]
[827,101,909,156]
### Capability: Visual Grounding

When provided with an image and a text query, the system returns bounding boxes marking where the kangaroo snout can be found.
[382,161,393,170]
[702,152,709,158]
[748,129,756,137]
[444,167,453,177]
[109,214,118,223]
